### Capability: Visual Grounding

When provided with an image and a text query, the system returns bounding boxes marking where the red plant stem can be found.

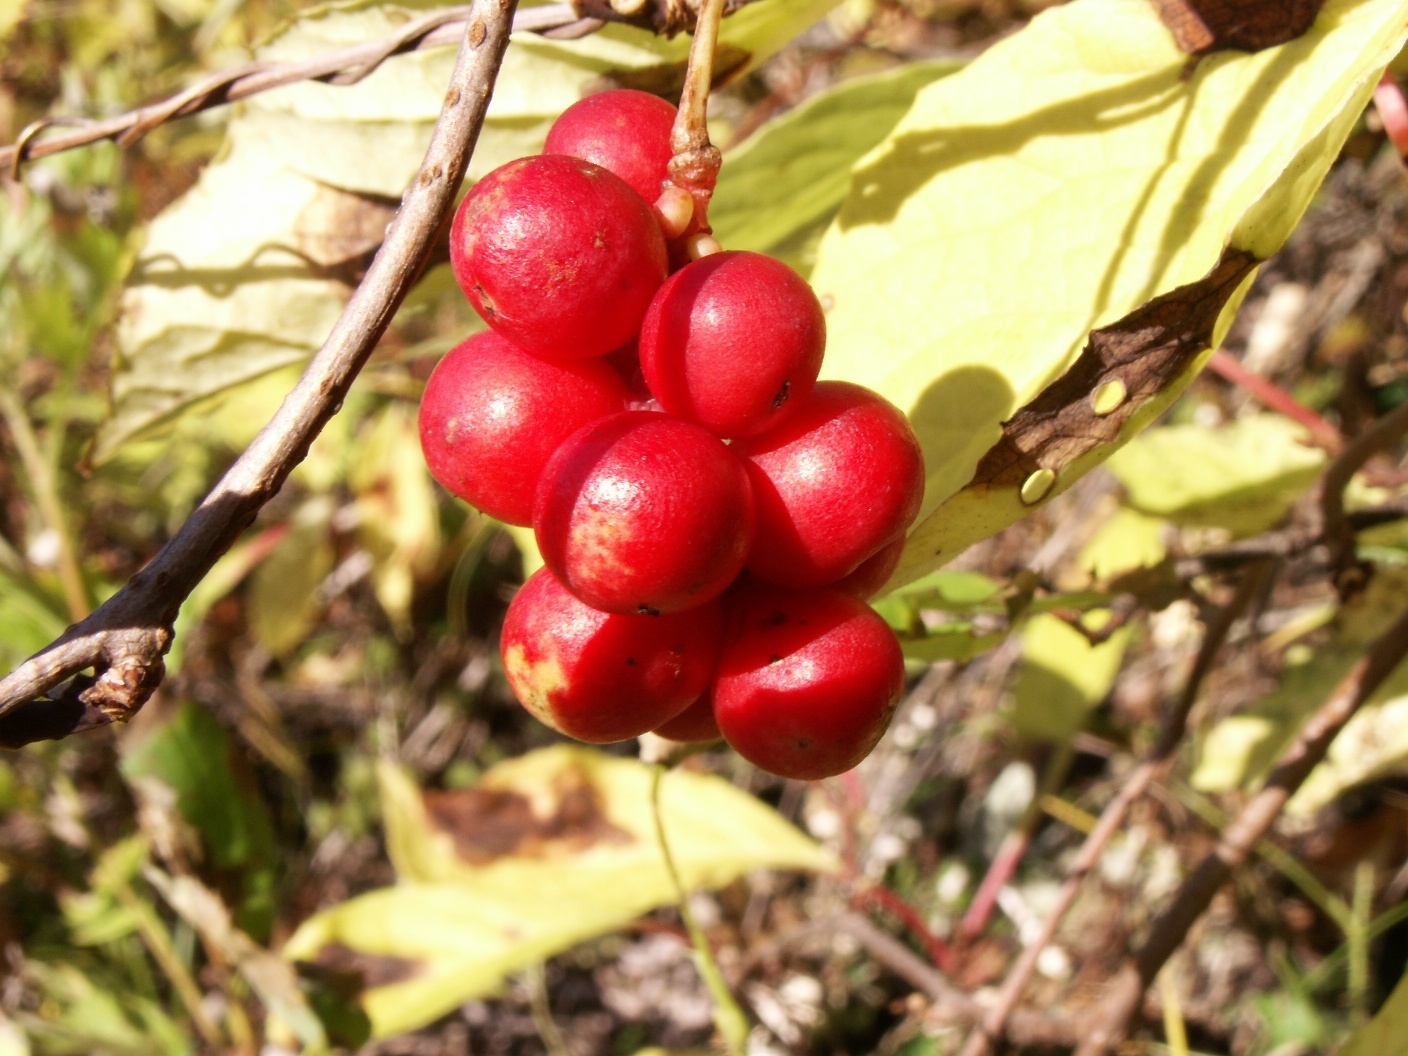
[1205,349,1342,451]
[840,768,867,816]
[960,744,1074,944]
[854,883,959,975]
[1376,72,1408,159]
[826,772,958,975]
[959,826,1032,944]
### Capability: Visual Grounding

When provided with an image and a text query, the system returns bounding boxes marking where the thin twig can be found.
[828,767,958,974]
[525,962,570,1056]
[957,561,1273,1056]
[0,0,517,739]
[1317,398,1408,588]
[0,0,761,175]
[1375,72,1408,161]
[651,765,750,1054]
[1075,601,1408,1055]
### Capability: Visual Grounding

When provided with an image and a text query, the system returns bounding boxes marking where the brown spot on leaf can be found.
[302,943,424,991]
[971,247,1259,490]
[422,766,632,866]
[1149,0,1324,55]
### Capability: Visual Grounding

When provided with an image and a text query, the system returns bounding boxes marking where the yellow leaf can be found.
[0,0,25,42]
[1106,414,1325,537]
[711,60,961,262]
[1010,612,1127,742]
[1079,507,1169,584]
[285,748,835,1037]
[810,0,1408,588]
[350,404,441,635]
[1341,966,1408,1056]
[247,499,335,657]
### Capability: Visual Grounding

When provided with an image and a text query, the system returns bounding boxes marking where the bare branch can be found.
[1074,600,1408,1056]
[0,0,519,739]
[1,0,763,175]
[1316,397,1408,590]
[957,561,1274,1056]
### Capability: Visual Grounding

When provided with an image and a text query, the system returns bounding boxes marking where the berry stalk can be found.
[651,765,750,1055]
[667,0,727,239]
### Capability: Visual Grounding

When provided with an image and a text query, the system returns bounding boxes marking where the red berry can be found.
[534,411,755,615]
[712,585,905,780]
[832,536,905,600]
[418,331,628,525]
[605,339,653,404]
[651,695,721,742]
[543,89,678,204]
[736,381,924,589]
[639,251,826,439]
[502,568,723,744]
[450,155,667,360]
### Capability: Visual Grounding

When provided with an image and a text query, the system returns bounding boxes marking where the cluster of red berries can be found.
[418,90,925,781]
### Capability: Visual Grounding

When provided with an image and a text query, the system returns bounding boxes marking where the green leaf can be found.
[284,747,835,1037]
[1078,507,1169,584]
[144,868,327,1048]
[710,60,961,261]
[15,961,188,1056]
[247,498,336,658]
[1010,612,1127,742]
[1105,415,1325,537]
[349,404,440,635]
[891,569,1003,609]
[1341,965,1408,1056]
[0,568,67,676]
[810,0,1408,588]
[899,623,1005,662]
[120,702,277,938]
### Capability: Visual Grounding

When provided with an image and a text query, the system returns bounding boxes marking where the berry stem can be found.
[668,0,726,231]
[651,764,750,1055]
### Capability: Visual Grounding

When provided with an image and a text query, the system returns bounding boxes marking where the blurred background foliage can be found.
[6,0,1408,1053]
